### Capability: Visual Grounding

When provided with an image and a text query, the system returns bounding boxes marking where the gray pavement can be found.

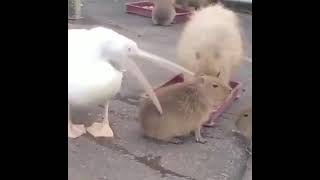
[68,1,252,180]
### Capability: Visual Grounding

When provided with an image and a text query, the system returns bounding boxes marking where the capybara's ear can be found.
[216,71,221,78]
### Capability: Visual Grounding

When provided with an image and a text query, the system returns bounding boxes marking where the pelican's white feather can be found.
[68,28,123,106]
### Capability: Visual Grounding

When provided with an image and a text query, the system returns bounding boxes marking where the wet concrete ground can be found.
[68,1,252,180]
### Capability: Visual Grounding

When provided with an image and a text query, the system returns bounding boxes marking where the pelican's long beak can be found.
[125,56,163,114]
[131,49,195,76]
[124,48,196,115]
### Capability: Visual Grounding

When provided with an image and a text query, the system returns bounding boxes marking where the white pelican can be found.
[68,27,194,138]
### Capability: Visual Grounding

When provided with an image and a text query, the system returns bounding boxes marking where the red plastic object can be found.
[125,1,192,24]
[154,74,242,126]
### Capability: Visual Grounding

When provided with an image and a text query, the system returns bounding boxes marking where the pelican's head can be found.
[89,27,195,114]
